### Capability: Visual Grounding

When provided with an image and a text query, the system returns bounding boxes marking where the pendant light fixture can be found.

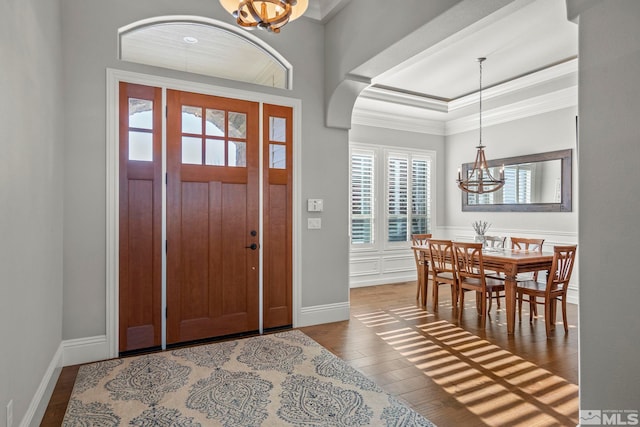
[219,0,309,33]
[457,57,505,194]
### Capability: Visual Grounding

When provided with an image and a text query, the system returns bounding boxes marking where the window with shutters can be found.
[386,151,432,244]
[350,149,375,246]
[350,144,433,250]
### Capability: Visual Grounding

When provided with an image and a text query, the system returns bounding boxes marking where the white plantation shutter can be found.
[350,150,375,244]
[387,155,409,242]
[350,144,433,250]
[411,157,431,236]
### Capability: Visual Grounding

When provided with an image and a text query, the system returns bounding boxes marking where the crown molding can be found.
[351,59,578,135]
[352,107,446,135]
[304,0,351,22]
[352,86,577,136]
[449,57,578,111]
[445,86,577,135]
[359,86,449,112]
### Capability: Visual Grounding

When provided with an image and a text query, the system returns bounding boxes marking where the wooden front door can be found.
[166,90,260,344]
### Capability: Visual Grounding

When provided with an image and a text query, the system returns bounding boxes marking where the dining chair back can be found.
[482,235,507,309]
[510,237,545,252]
[426,239,457,310]
[483,235,506,249]
[511,237,545,282]
[411,234,432,302]
[517,244,577,337]
[452,241,505,328]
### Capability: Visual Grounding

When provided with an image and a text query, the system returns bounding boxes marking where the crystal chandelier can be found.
[457,58,505,194]
[219,0,309,33]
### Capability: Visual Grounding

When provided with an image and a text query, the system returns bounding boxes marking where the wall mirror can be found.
[461,149,572,212]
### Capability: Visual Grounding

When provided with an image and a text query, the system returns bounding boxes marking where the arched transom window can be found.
[119,16,292,89]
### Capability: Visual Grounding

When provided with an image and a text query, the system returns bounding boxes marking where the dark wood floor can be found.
[42,281,578,426]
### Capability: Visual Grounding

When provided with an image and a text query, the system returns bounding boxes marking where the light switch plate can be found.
[307,218,322,229]
[307,199,324,212]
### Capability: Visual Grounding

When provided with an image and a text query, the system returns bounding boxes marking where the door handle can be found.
[245,243,258,250]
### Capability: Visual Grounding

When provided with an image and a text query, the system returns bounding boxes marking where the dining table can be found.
[412,244,554,335]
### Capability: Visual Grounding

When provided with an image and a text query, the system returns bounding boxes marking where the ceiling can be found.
[368,0,577,101]
[319,0,578,122]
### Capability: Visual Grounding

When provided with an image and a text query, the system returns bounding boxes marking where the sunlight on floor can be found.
[353,305,579,427]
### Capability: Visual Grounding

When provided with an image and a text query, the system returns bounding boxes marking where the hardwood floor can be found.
[41,281,578,426]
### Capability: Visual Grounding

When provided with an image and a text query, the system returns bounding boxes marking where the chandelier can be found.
[457,57,505,194]
[219,0,309,33]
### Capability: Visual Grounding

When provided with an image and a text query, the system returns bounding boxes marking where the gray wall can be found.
[60,0,350,340]
[573,0,640,411]
[0,0,64,423]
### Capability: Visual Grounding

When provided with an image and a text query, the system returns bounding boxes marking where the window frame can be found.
[349,143,435,253]
[383,148,433,251]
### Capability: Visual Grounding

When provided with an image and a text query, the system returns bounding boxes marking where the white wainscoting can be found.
[349,247,417,288]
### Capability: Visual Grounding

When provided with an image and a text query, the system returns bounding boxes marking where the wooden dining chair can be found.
[511,237,545,280]
[411,234,432,302]
[486,236,545,311]
[517,245,577,337]
[482,235,507,310]
[426,239,457,310]
[452,242,505,328]
[509,237,546,315]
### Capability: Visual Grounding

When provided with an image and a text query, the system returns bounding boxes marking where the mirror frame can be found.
[461,149,572,212]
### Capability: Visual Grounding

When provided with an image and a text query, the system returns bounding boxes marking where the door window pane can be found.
[269,117,286,142]
[128,98,153,129]
[182,106,203,134]
[228,112,247,138]
[182,136,202,164]
[205,139,225,166]
[228,141,246,167]
[128,131,153,161]
[205,109,225,136]
[269,144,286,169]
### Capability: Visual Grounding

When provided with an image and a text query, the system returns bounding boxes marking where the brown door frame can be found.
[110,75,299,356]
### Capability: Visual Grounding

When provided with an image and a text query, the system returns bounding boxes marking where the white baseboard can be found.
[24,336,111,426]
[350,274,415,288]
[62,335,110,367]
[21,344,63,427]
[297,301,350,327]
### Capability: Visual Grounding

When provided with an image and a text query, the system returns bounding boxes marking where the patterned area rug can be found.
[62,329,435,426]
